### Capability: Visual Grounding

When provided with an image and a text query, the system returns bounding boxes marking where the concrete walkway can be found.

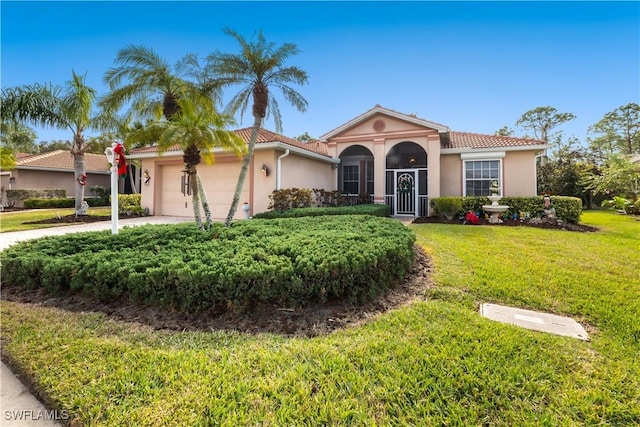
[0,215,192,426]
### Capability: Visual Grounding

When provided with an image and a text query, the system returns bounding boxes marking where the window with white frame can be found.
[464,160,501,196]
[342,164,359,194]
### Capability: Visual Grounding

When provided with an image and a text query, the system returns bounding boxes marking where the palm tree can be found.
[126,97,246,229]
[101,44,210,121]
[1,71,113,211]
[205,29,309,226]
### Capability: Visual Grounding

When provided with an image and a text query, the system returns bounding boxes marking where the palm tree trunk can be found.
[73,153,86,212]
[128,164,138,194]
[197,174,213,228]
[224,117,261,227]
[190,168,203,229]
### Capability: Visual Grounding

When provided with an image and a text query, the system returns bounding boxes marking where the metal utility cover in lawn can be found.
[480,303,589,341]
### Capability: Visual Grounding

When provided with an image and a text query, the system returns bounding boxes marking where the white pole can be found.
[105,144,119,235]
[111,161,118,234]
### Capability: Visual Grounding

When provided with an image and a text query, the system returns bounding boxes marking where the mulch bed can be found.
[24,214,139,225]
[1,246,435,338]
[412,216,599,232]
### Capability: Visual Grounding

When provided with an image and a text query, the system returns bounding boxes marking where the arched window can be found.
[339,145,374,194]
[386,141,427,169]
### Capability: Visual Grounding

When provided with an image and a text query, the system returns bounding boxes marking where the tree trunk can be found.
[197,174,213,228]
[224,117,261,227]
[190,168,203,229]
[71,133,87,212]
[128,164,138,194]
[73,153,86,212]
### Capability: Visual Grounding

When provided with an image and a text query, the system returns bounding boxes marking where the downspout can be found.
[276,149,290,190]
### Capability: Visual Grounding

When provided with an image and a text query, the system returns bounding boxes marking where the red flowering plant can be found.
[465,211,480,225]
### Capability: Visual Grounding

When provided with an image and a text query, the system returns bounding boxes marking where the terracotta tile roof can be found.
[129,128,330,157]
[15,150,110,172]
[444,131,546,149]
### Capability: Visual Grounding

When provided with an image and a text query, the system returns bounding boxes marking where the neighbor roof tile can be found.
[16,150,110,172]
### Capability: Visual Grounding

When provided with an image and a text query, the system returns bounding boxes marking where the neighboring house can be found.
[129,105,548,219]
[0,150,112,207]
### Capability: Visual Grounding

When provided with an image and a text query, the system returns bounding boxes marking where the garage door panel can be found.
[159,163,249,220]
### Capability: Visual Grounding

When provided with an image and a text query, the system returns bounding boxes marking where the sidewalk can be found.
[0,215,193,426]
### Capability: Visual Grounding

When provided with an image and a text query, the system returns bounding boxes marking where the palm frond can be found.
[266,95,283,133]
[272,83,308,113]
[224,88,252,123]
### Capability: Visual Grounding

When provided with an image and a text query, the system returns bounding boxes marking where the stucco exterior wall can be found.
[279,152,334,192]
[1,169,111,206]
[440,154,462,196]
[504,151,537,196]
[251,150,277,215]
[439,150,539,197]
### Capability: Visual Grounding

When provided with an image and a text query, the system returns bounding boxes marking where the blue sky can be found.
[1,1,638,144]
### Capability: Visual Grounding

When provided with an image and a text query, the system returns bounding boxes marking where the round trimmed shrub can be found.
[1,215,416,311]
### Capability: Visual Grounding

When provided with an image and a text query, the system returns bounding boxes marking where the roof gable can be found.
[320,105,449,140]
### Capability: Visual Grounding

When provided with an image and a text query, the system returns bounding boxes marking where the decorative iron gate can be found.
[395,171,416,215]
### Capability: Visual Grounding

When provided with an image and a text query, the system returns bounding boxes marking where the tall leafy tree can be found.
[494,126,515,137]
[589,102,640,157]
[126,97,246,229]
[0,121,38,153]
[516,106,576,142]
[585,154,640,201]
[0,147,16,170]
[1,71,114,210]
[101,44,209,122]
[205,29,309,226]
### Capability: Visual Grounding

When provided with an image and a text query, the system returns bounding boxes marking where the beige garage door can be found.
[159,162,249,220]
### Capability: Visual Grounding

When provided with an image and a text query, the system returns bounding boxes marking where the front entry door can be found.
[395,170,416,215]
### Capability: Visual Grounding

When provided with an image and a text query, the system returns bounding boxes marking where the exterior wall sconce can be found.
[143,170,151,186]
[261,164,270,177]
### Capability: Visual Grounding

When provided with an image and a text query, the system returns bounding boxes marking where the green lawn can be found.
[0,207,111,232]
[1,211,638,426]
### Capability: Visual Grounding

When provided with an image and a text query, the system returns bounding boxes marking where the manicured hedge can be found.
[5,189,66,207]
[1,215,415,311]
[429,196,583,224]
[253,204,390,219]
[23,198,107,208]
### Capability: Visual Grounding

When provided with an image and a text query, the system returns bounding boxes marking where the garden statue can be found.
[543,196,557,218]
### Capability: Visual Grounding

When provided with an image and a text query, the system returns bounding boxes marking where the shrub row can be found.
[253,204,390,219]
[430,196,583,224]
[113,194,143,215]
[1,215,415,311]
[5,189,66,207]
[23,198,107,209]
[268,188,373,212]
[22,194,140,210]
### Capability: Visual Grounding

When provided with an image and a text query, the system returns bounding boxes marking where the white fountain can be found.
[482,193,509,224]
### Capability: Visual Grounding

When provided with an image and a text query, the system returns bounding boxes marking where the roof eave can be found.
[14,166,111,174]
[256,141,339,164]
[441,144,549,154]
[129,143,339,164]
